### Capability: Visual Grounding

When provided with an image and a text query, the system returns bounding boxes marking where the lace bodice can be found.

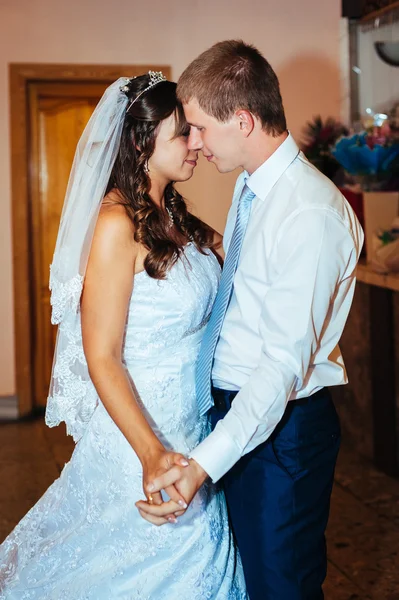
[123,242,220,361]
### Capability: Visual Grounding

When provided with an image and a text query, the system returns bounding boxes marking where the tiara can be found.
[123,71,167,111]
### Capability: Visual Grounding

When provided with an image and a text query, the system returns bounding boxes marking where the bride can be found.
[0,73,247,599]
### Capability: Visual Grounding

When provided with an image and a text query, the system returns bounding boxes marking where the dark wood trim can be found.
[369,285,399,476]
[361,0,399,22]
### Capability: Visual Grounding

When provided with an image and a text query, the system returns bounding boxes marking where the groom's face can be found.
[184,99,243,173]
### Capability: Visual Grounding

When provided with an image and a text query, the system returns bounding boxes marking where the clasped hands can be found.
[135,448,208,525]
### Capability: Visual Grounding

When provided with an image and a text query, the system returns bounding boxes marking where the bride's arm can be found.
[81,204,188,517]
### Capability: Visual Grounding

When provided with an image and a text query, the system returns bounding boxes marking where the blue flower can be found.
[332,132,399,176]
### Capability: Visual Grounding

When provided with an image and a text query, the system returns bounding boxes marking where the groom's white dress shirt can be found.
[191,133,364,483]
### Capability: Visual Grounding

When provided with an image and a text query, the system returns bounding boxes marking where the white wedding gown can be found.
[0,243,247,600]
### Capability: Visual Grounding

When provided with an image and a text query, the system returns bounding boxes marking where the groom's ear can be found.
[235,110,255,138]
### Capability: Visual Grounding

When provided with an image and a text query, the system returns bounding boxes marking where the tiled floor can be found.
[1,418,399,599]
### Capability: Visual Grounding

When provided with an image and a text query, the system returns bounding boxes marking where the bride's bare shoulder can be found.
[91,190,135,252]
[98,190,134,230]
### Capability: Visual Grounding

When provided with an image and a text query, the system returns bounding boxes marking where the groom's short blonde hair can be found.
[177,40,287,136]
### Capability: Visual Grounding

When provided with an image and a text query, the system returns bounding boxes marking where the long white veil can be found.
[46,78,129,441]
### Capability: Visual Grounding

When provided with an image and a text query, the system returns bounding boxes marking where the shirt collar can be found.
[244,132,300,201]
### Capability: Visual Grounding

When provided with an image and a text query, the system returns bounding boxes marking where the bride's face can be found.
[147,114,198,183]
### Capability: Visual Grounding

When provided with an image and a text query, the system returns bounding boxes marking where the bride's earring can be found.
[144,160,149,174]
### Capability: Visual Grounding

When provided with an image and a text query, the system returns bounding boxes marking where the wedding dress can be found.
[0,243,247,600]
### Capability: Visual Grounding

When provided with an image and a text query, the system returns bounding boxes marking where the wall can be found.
[0,0,342,397]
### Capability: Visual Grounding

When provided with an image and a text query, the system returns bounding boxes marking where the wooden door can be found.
[10,64,170,417]
[28,82,106,409]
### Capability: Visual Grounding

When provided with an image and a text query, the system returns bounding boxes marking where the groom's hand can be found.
[136,459,209,525]
[140,449,190,515]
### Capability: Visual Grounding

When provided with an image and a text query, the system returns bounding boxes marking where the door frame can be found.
[10,63,171,416]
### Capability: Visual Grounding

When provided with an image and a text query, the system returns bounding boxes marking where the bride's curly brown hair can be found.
[106,74,214,280]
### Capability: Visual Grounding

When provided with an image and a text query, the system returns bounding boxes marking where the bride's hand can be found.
[140,449,189,522]
[137,458,208,526]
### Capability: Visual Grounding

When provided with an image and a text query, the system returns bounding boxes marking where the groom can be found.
[137,40,363,599]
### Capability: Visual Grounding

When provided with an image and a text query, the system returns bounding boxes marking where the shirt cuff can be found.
[189,425,242,483]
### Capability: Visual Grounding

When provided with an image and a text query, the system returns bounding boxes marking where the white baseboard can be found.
[0,395,19,420]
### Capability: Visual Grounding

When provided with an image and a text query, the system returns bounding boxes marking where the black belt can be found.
[211,385,327,412]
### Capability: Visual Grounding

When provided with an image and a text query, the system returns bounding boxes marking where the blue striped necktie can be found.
[196,183,255,416]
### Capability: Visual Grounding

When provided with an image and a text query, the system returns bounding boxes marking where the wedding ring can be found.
[148,494,154,504]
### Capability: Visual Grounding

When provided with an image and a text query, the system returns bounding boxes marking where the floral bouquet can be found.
[332,112,399,191]
[301,115,348,181]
